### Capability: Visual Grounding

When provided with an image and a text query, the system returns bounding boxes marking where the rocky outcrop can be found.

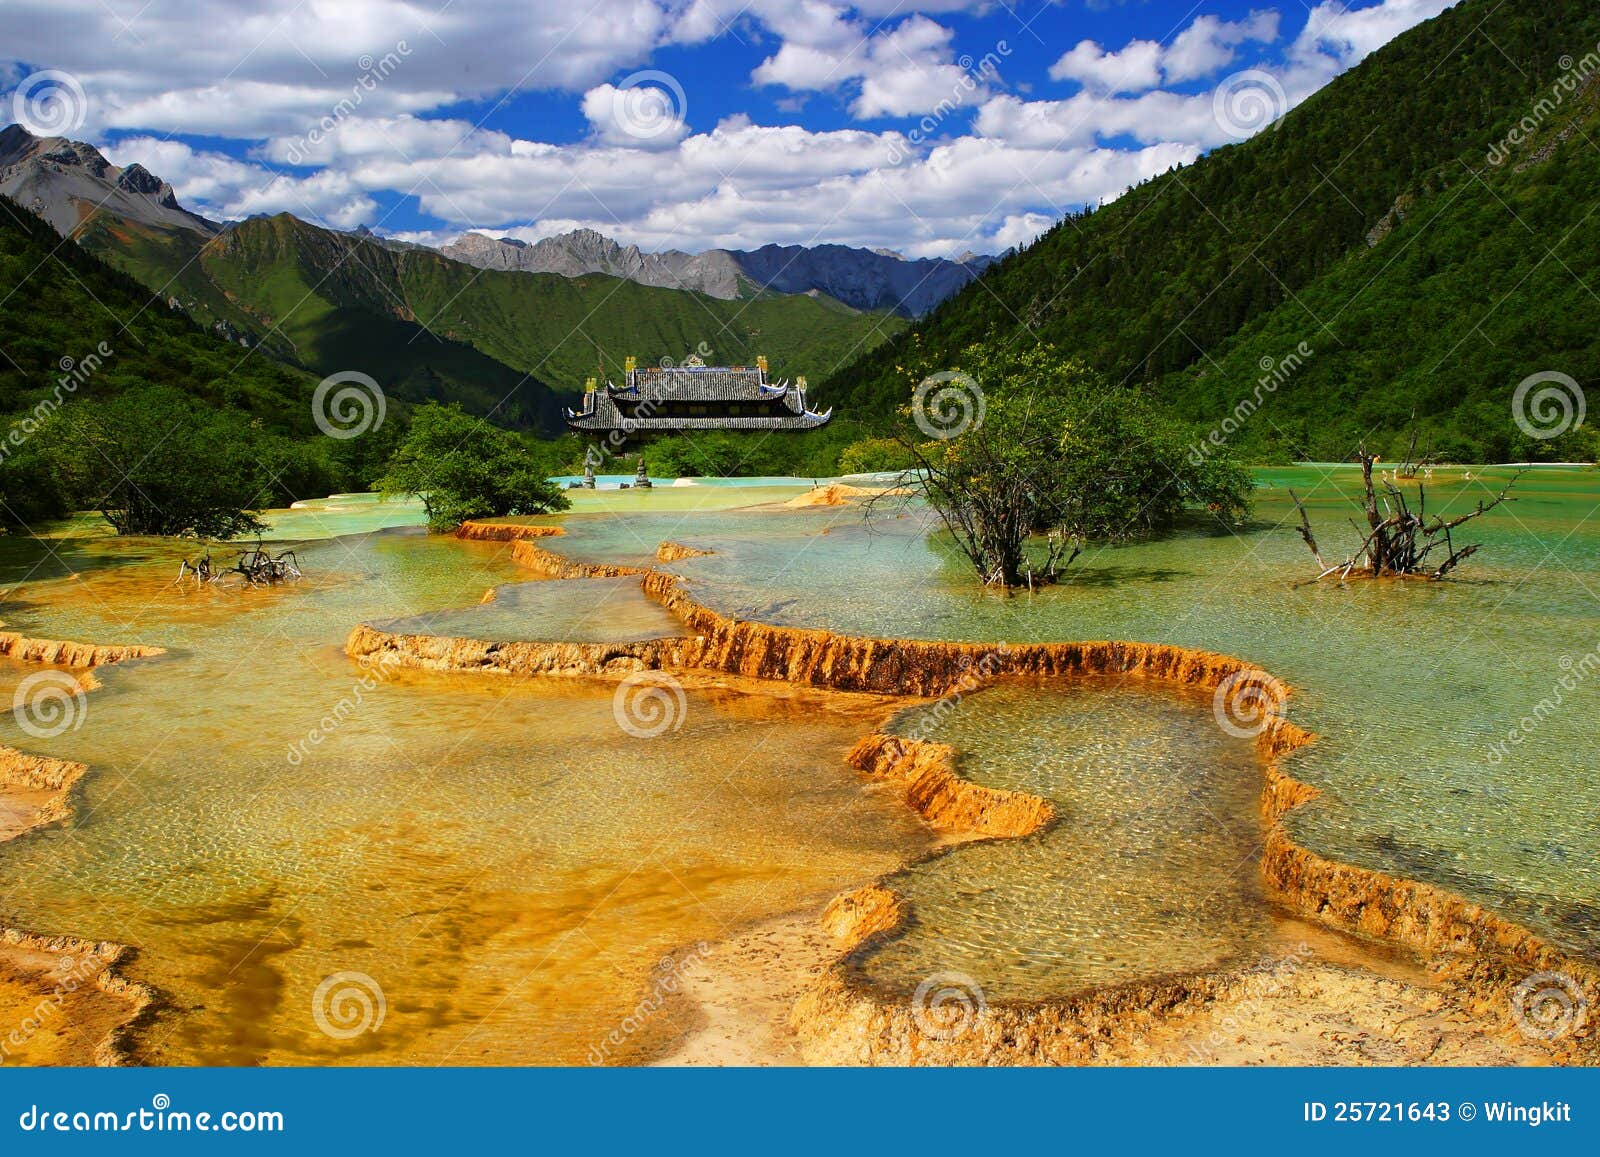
[511,539,649,580]
[729,242,996,318]
[439,229,748,300]
[452,520,565,543]
[0,740,154,1069]
[353,562,1265,702]
[656,542,714,563]
[1,745,88,795]
[0,927,160,1066]
[801,705,1600,1064]
[453,523,650,578]
[344,623,676,677]
[846,734,1056,838]
[639,568,1262,697]
[0,125,216,238]
[791,954,1266,1066]
[820,886,907,947]
[0,631,164,668]
[0,625,165,1066]
[783,483,888,508]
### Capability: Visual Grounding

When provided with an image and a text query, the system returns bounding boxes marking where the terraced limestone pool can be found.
[0,494,928,1065]
[583,466,1600,966]
[2,465,1597,1064]
[850,678,1284,1000]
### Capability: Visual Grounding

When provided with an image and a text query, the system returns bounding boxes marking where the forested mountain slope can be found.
[821,0,1600,462]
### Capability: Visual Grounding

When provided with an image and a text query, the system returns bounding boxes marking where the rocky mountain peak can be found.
[0,123,216,237]
[115,162,164,195]
[435,225,993,316]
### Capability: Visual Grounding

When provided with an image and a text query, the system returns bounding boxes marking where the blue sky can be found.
[0,0,1455,256]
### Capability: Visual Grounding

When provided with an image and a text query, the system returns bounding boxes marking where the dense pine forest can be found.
[820,0,1600,463]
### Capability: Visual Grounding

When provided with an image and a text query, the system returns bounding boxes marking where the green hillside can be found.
[82,213,906,432]
[823,0,1600,463]
[0,200,321,429]
[77,214,562,430]
[0,196,357,524]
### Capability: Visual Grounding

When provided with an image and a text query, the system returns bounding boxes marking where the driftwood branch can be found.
[1293,443,1517,582]
[1288,489,1326,569]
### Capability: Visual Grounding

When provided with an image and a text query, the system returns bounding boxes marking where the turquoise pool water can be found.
[1,464,1595,1065]
[544,466,1600,961]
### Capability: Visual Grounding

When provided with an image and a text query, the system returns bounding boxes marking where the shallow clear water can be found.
[544,466,1600,962]
[854,679,1285,999]
[3,465,1597,1065]
[0,515,928,1064]
[374,578,685,644]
